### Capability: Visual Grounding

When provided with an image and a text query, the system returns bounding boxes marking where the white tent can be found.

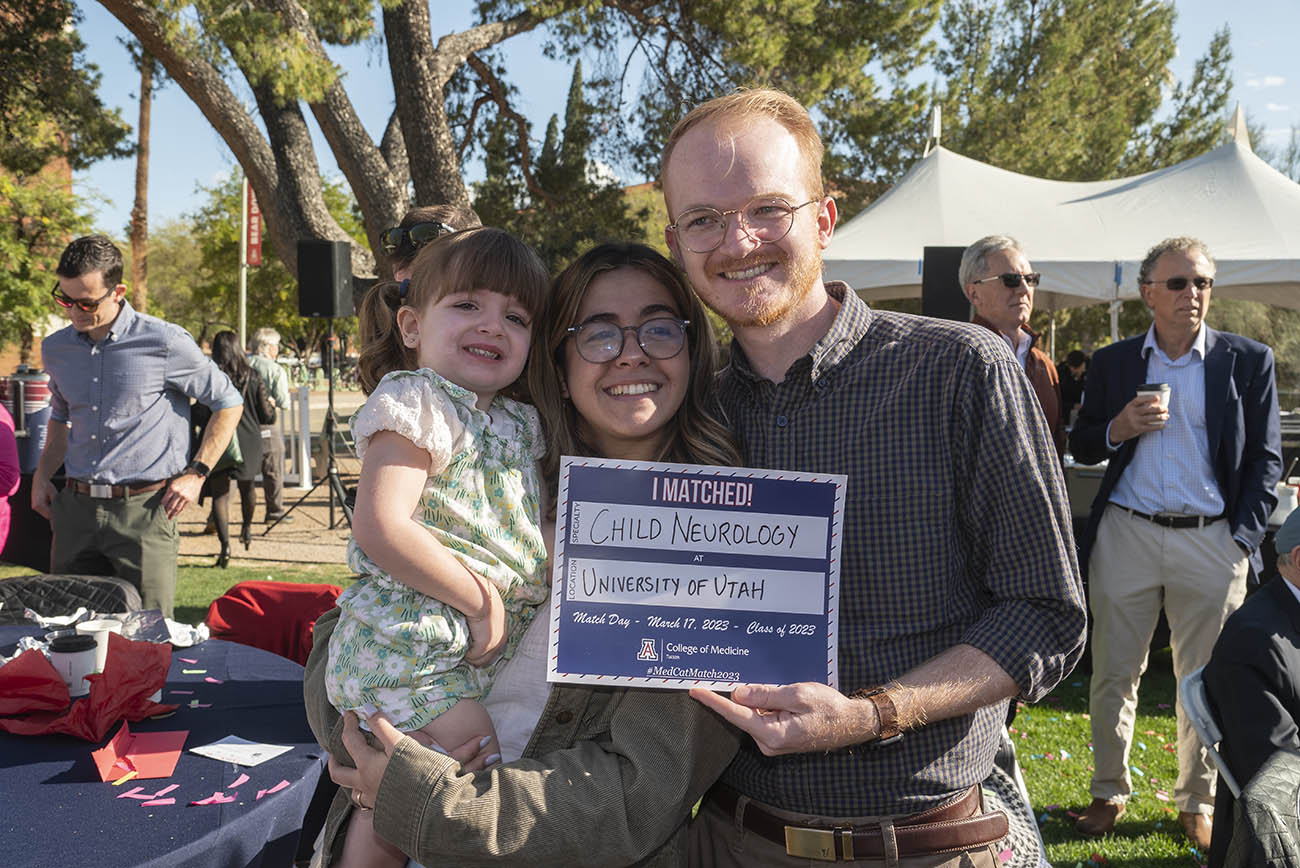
[823,114,1300,312]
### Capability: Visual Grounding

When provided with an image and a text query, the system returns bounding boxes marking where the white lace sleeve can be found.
[351,372,466,474]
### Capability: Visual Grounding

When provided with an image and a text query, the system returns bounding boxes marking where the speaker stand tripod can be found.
[265,317,351,533]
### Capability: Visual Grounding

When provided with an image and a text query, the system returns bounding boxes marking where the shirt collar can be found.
[971,314,1037,354]
[726,281,869,384]
[1141,322,1206,362]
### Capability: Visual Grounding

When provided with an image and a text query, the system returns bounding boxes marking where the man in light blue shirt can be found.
[33,235,243,617]
[1070,237,1282,849]
[247,327,292,523]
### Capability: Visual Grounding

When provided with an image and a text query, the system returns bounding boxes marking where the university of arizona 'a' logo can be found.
[637,638,659,661]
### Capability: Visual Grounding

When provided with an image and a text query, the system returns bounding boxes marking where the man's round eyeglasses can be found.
[973,272,1041,289]
[1141,276,1213,292]
[51,282,116,312]
[566,318,690,364]
[380,221,457,255]
[667,197,817,254]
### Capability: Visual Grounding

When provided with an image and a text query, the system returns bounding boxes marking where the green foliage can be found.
[934,0,1224,182]
[472,61,650,272]
[0,171,94,355]
[0,0,133,175]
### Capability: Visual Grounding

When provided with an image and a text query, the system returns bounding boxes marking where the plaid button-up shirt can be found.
[717,283,1085,816]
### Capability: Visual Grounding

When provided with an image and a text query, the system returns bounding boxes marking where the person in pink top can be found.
[0,403,19,552]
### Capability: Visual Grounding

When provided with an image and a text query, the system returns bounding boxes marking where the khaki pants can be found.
[689,793,999,868]
[50,486,179,618]
[1087,506,1247,813]
[260,425,285,518]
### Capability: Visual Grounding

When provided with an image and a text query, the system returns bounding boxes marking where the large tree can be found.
[95,0,941,280]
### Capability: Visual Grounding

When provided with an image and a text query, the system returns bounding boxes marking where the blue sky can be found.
[73,0,1299,237]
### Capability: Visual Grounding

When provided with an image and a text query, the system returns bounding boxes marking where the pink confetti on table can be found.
[151,784,180,798]
[141,798,176,807]
[180,658,198,664]
[229,773,250,789]
[998,849,1013,863]
[170,690,194,695]
[204,677,223,684]
[117,786,146,799]
[255,780,291,800]
[189,792,238,806]
[194,703,213,708]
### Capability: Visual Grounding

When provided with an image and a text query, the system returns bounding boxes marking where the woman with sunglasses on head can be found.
[305,242,744,867]
[381,205,482,281]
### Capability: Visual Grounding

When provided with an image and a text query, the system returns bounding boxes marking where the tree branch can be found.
[466,53,555,207]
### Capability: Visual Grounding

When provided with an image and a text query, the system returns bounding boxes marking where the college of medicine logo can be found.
[637,638,659,661]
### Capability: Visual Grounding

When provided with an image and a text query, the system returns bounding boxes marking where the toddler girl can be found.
[327,227,550,868]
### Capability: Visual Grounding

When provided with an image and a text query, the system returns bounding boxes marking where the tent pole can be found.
[1048,312,1056,362]
[1110,300,1120,343]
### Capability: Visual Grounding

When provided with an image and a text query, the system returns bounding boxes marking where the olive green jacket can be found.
[304,606,740,867]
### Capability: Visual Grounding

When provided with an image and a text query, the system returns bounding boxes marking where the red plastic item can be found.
[0,649,70,715]
[0,633,176,741]
[204,580,341,665]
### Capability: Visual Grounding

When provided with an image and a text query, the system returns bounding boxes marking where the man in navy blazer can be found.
[1203,507,1300,867]
[1069,237,1281,850]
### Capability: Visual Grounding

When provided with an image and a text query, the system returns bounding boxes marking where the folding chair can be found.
[205,580,341,666]
[1180,664,1242,798]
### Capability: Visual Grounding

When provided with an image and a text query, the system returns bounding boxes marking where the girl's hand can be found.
[465,572,507,667]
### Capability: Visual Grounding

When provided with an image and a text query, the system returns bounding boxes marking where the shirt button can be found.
[92,377,99,383]
[91,405,98,411]
[775,415,789,428]
[555,710,574,724]
[91,434,97,440]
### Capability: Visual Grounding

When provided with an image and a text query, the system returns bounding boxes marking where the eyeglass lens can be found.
[51,285,112,312]
[380,222,454,254]
[1160,276,1213,291]
[998,272,1041,288]
[572,318,687,363]
[673,198,807,253]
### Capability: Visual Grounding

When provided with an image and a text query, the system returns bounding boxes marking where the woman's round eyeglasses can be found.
[566,318,690,364]
[667,197,816,254]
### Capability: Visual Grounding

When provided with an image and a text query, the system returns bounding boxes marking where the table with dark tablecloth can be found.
[0,625,329,868]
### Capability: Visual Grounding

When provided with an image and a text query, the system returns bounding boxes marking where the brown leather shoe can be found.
[1179,811,1212,850]
[1076,798,1126,837]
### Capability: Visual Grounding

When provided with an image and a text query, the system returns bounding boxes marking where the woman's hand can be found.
[464,572,507,667]
[329,711,401,808]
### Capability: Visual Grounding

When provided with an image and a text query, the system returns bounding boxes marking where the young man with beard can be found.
[669,90,1086,867]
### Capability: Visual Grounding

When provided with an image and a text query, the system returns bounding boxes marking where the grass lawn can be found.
[2,559,1204,868]
[1021,647,1207,868]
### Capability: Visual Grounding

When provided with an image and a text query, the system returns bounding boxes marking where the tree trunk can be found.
[129,53,152,312]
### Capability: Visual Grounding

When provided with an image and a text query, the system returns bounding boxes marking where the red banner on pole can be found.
[246,184,263,266]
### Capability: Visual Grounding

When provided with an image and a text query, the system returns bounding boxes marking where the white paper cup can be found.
[76,618,124,674]
[1135,382,1171,411]
[49,635,97,697]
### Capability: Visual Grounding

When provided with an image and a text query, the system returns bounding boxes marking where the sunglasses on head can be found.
[1143,276,1213,292]
[973,272,1041,289]
[380,221,457,255]
[51,282,117,312]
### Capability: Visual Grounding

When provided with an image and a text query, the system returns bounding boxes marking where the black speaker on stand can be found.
[267,240,354,533]
[921,245,971,322]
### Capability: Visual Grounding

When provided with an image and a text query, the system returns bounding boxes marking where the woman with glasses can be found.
[306,242,745,867]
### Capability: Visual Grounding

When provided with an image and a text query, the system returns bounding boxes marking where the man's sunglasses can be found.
[1142,276,1214,292]
[51,282,117,312]
[380,221,457,255]
[972,272,1042,289]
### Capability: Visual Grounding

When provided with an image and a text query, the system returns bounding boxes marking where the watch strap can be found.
[852,685,903,746]
[185,460,211,479]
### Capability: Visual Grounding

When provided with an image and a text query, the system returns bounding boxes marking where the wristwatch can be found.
[184,460,211,479]
[853,685,903,746]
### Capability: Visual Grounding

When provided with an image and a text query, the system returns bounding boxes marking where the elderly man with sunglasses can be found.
[33,235,242,617]
[1069,236,1282,849]
[961,235,1065,463]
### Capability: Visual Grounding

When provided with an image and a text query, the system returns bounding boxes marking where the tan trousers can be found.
[1087,506,1247,813]
[688,793,999,868]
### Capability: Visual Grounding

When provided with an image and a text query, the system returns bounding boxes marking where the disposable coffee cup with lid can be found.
[48,634,97,698]
[1136,382,1171,411]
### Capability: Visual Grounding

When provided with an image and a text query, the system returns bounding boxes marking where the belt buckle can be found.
[89,483,113,498]
[785,826,847,861]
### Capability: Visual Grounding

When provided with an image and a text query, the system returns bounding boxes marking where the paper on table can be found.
[189,735,293,766]
[91,722,188,781]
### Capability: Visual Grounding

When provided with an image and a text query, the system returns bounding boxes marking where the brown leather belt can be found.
[710,784,1008,862]
[69,479,167,499]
